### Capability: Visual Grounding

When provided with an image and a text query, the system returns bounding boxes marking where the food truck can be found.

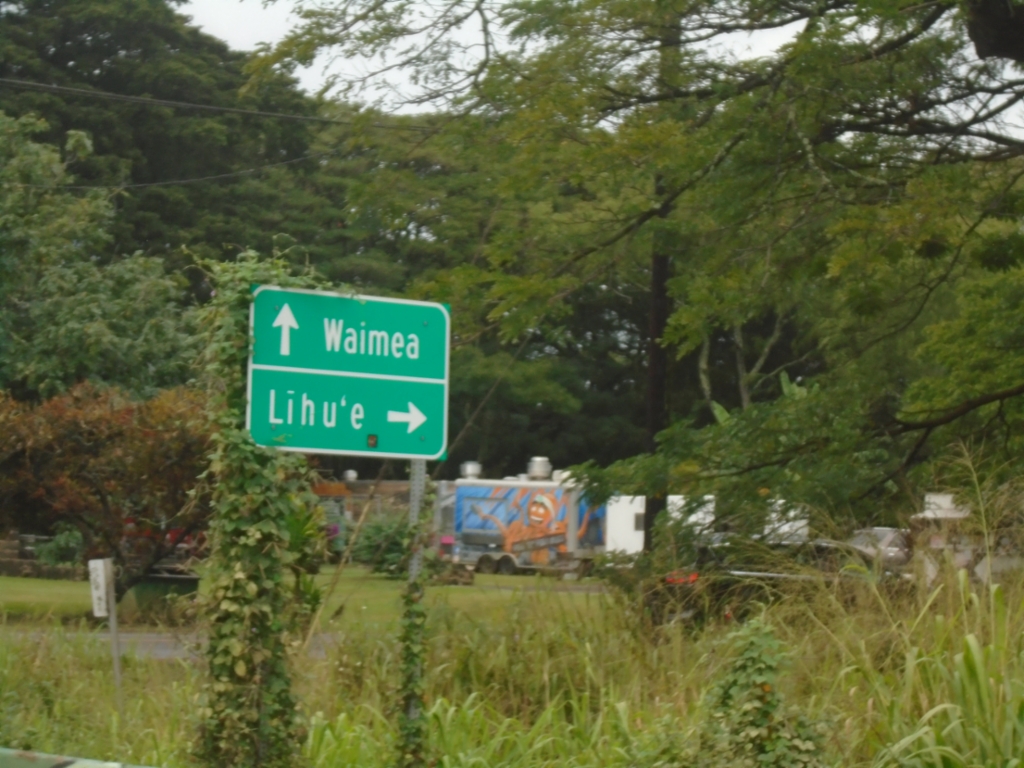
[435,457,612,574]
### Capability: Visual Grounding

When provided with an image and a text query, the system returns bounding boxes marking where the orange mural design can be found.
[475,491,561,564]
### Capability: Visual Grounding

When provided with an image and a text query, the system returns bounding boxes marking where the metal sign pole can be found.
[89,558,124,721]
[402,457,428,740]
[105,559,124,722]
[408,459,426,581]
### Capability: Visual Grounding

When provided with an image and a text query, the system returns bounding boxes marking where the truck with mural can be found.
[435,458,610,574]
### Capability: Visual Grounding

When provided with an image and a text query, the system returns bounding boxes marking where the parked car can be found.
[647,527,912,625]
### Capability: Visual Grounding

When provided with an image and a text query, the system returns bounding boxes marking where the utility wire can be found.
[0,77,432,132]
[0,150,339,190]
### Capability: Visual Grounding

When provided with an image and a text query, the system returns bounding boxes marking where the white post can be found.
[566,488,580,555]
[408,459,426,581]
[89,558,124,721]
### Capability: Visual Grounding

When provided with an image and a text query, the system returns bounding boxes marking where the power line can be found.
[1,150,338,190]
[0,77,432,132]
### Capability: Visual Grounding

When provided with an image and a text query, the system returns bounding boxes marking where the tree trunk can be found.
[643,230,671,552]
[733,324,752,410]
[642,14,681,553]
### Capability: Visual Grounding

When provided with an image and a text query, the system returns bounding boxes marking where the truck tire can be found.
[476,555,497,574]
[497,556,517,575]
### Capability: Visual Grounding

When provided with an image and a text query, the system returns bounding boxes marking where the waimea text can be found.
[324,319,420,359]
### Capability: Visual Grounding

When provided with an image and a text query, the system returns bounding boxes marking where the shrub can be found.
[697,619,827,768]
[0,384,211,596]
[33,524,84,566]
[351,514,414,577]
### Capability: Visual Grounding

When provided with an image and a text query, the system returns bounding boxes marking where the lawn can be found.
[314,568,601,627]
[0,575,92,619]
[0,567,602,626]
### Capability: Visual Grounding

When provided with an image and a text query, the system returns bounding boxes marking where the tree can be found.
[5,255,196,399]
[289,111,661,479]
[0,108,205,592]
[0,113,109,307]
[0,110,194,400]
[1,0,675,481]
[0,384,210,598]
[0,0,317,264]
[263,0,1024,532]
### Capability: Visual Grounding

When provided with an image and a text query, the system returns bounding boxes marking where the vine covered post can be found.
[397,458,428,768]
[194,253,318,768]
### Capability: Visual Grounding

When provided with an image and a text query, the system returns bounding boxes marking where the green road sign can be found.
[246,286,449,459]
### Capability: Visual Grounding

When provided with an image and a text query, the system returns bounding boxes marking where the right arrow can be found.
[387,402,427,433]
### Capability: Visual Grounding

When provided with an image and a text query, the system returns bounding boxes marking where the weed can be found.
[697,619,827,768]
[5,563,1024,767]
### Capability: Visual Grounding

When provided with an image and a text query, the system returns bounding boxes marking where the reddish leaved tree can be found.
[0,384,210,597]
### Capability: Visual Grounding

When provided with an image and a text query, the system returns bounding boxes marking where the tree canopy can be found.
[260,0,1024,526]
[6,0,1024,541]
[0,112,194,400]
[0,0,319,262]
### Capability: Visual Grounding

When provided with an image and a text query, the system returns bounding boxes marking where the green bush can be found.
[697,619,827,768]
[34,525,84,566]
[350,515,413,577]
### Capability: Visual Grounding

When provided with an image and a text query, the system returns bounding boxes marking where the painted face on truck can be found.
[527,494,555,527]
[468,489,568,567]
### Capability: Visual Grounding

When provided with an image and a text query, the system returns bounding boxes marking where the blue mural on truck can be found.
[455,484,605,565]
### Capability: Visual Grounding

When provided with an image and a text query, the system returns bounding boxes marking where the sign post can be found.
[88,558,123,720]
[408,459,426,581]
[246,286,449,460]
[246,285,447,766]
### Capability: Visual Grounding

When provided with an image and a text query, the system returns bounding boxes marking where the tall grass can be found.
[305,695,694,768]
[863,574,1024,767]
[0,623,199,766]
[6,560,1024,766]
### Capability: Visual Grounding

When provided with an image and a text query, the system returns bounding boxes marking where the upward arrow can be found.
[272,304,299,356]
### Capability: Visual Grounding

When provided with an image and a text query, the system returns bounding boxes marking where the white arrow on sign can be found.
[272,304,299,356]
[387,402,427,433]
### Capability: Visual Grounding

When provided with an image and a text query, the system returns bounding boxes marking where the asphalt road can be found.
[0,630,344,660]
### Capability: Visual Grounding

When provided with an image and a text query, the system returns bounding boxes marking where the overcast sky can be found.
[179,0,800,103]
[180,0,330,92]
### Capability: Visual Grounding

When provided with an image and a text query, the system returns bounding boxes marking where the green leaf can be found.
[711,401,731,425]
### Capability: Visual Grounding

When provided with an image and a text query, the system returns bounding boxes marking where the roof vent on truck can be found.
[460,461,482,479]
[527,456,552,480]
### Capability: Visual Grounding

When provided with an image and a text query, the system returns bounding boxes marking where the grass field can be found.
[5,565,1024,768]
[0,567,599,626]
[0,575,93,619]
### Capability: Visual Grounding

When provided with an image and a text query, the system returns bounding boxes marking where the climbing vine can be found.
[194,252,320,768]
[396,572,427,768]
[396,476,434,768]
[698,619,826,768]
